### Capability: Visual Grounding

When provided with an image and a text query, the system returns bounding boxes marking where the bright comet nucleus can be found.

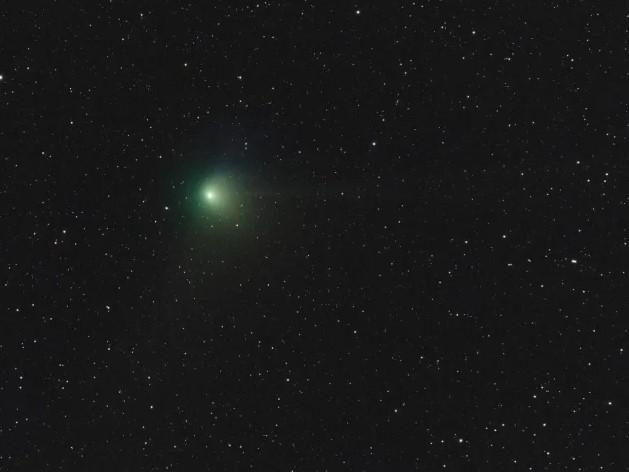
[201,183,221,205]
[193,171,252,228]
[197,172,247,221]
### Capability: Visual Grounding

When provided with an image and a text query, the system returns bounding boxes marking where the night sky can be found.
[2,2,629,471]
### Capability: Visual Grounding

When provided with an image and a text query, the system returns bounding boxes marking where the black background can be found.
[2,2,629,470]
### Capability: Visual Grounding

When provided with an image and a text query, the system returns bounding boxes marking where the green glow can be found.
[200,180,229,208]
[197,173,245,223]
[170,165,259,239]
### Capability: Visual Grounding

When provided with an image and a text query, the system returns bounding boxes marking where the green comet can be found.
[202,186,220,204]
[199,178,231,209]
[195,173,248,225]
[172,161,258,239]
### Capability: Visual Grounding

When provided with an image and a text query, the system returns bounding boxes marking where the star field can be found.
[2,2,629,471]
